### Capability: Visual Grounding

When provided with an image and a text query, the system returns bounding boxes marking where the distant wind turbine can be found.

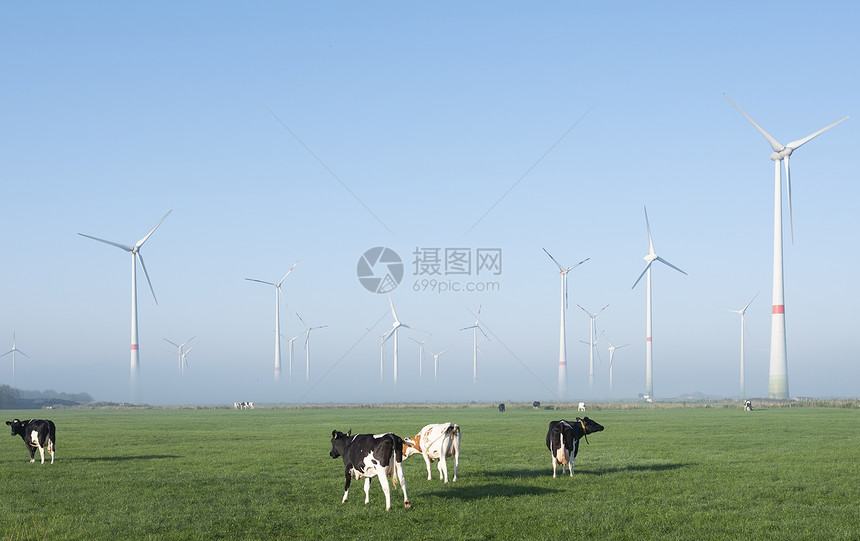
[409,336,431,380]
[428,347,450,382]
[724,93,847,399]
[367,329,387,382]
[602,331,630,395]
[383,295,428,384]
[578,304,609,389]
[245,259,299,381]
[1,333,30,387]
[285,333,302,382]
[79,210,172,400]
[543,248,589,398]
[297,313,327,382]
[460,306,489,384]
[728,291,759,398]
[632,206,687,399]
[181,343,197,372]
[164,336,196,376]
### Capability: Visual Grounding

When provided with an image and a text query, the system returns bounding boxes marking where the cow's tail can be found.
[49,421,56,451]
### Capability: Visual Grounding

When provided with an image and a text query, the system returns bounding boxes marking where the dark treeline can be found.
[0,385,93,409]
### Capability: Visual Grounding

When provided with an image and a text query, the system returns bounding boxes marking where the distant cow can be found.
[330,430,411,510]
[498,403,505,412]
[545,417,604,478]
[403,423,461,483]
[744,400,753,411]
[6,419,56,464]
[234,401,254,410]
[532,401,541,409]
[578,402,586,412]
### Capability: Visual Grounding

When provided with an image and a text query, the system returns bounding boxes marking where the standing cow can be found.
[403,423,461,483]
[545,417,603,478]
[330,430,411,510]
[6,419,56,464]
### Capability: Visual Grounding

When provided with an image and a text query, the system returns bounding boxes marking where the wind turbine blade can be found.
[644,206,654,253]
[577,304,589,316]
[723,93,784,153]
[296,313,309,331]
[784,116,849,151]
[164,338,180,348]
[77,233,133,252]
[655,256,687,276]
[438,348,450,356]
[278,287,291,311]
[542,247,565,272]
[564,275,569,310]
[598,304,610,314]
[784,157,795,244]
[632,263,651,289]
[277,258,301,286]
[388,294,399,322]
[245,278,276,286]
[135,210,173,249]
[459,325,477,331]
[477,326,490,341]
[382,328,395,343]
[401,323,431,334]
[137,253,159,305]
[742,290,761,313]
[310,325,328,331]
[567,257,590,271]
[601,330,613,348]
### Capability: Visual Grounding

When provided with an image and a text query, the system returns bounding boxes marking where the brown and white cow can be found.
[403,423,461,483]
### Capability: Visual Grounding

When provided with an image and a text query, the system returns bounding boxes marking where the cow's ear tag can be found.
[347,429,352,436]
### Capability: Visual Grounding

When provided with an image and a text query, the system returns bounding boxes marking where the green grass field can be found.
[1,405,858,540]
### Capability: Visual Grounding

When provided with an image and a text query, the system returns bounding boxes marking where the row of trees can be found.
[0,385,93,409]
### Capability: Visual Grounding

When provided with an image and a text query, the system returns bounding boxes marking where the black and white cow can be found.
[545,417,603,478]
[6,419,56,464]
[330,430,411,510]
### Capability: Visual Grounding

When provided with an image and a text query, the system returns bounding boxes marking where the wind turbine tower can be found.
[383,295,427,384]
[578,304,609,389]
[79,210,172,400]
[543,248,589,398]
[632,206,687,399]
[1,333,30,387]
[729,291,759,398]
[409,336,430,379]
[428,348,450,382]
[297,313,327,382]
[724,94,847,399]
[602,331,630,395]
[460,306,489,384]
[245,259,299,381]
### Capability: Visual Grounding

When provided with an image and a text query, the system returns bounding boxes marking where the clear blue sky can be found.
[2,2,857,404]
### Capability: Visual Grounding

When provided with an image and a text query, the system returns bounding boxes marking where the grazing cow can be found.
[330,430,411,510]
[6,419,56,464]
[578,402,586,412]
[532,401,541,409]
[403,423,461,483]
[744,400,753,412]
[545,417,604,478]
[498,403,505,413]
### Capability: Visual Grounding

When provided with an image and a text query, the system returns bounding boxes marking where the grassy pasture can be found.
[1,405,858,540]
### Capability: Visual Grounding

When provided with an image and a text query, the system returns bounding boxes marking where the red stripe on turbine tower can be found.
[131,344,138,350]
[646,337,652,342]
[772,305,785,314]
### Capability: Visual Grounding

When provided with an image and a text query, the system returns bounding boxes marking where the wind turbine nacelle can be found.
[770,148,791,161]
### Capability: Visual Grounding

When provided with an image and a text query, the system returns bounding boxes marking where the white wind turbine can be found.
[602,331,630,396]
[724,93,847,399]
[297,313,327,382]
[543,248,589,398]
[245,259,299,382]
[632,206,687,399]
[578,304,609,389]
[409,336,431,380]
[79,210,172,400]
[383,295,428,385]
[181,343,197,373]
[284,333,303,382]
[728,291,759,399]
[460,306,489,384]
[164,336,195,375]
[428,347,450,382]
[1,333,30,387]
[367,329,387,382]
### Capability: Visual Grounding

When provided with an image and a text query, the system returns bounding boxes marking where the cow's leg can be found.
[28,445,36,463]
[551,454,558,478]
[452,442,460,482]
[438,455,448,483]
[422,452,433,480]
[363,477,372,505]
[377,473,392,510]
[48,440,54,464]
[38,445,45,464]
[395,460,411,509]
[342,473,352,504]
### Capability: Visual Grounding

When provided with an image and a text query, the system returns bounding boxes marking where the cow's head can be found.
[576,417,604,435]
[6,419,26,436]
[329,429,351,459]
[402,434,422,458]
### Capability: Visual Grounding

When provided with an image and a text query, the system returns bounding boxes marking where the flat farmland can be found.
[1,405,857,540]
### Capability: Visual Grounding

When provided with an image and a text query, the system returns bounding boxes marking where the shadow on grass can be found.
[422,482,560,500]
[63,455,181,462]
[483,462,692,479]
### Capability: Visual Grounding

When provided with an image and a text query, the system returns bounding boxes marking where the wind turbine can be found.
[79,210,172,400]
[632,206,687,399]
[383,295,428,385]
[181,343,197,372]
[602,331,630,395]
[409,336,431,380]
[297,313,327,382]
[428,347,450,382]
[578,304,609,389]
[543,248,589,398]
[724,93,847,399]
[460,306,489,384]
[367,329,387,382]
[164,336,195,375]
[245,259,299,382]
[285,333,302,382]
[728,291,759,398]
[1,333,30,387]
